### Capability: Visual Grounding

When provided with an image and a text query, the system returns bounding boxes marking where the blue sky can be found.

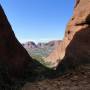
[0,0,75,43]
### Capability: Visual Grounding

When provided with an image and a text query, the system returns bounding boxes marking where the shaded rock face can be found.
[45,0,90,68]
[0,5,33,78]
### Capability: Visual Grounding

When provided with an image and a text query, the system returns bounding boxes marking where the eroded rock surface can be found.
[45,0,90,68]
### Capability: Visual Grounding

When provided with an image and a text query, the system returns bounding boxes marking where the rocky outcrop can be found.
[38,40,61,48]
[0,5,33,78]
[23,40,61,60]
[43,40,61,48]
[45,0,90,68]
[23,40,61,49]
[23,41,37,49]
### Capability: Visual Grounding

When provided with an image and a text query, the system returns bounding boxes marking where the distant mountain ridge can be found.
[22,40,62,67]
[22,41,37,49]
[22,40,62,64]
[22,40,62,49]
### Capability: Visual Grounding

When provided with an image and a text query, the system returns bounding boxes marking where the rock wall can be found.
[45,0,90,68]
[0,5,33,78]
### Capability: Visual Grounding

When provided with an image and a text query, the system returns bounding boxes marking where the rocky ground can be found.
[0,59,89,90]
[22,63,90,90]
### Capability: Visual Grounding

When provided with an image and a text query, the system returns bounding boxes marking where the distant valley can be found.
[22,40,62,67]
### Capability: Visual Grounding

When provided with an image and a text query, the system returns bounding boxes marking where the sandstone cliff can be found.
[45,0,90,68]
[0,4,33,78]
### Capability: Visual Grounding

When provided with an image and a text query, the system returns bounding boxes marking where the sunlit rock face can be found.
[45,0,90,68]
[0,5,33,78]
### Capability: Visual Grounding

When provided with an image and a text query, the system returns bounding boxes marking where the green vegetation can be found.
[25,46,54,68]
[31,55,53,68]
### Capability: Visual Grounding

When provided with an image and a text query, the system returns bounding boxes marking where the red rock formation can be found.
[45,0,90,68]
[23,41,37,49]
[37,40,61,48]
[0,5,33,78]
[23,40,61,49]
